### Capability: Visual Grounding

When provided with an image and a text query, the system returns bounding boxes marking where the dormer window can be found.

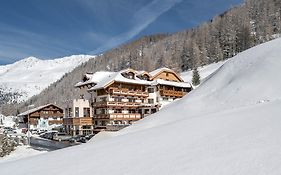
[82,76,89,82]
[127,72,135,79]
[142,74,149,80]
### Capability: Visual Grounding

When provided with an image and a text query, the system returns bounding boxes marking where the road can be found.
[30,137,77,151]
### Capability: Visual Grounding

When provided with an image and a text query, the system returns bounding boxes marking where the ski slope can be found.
[0,55,94,102]
[1,38,281,175]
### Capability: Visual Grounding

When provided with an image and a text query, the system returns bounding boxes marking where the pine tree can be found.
[192,68,201,86]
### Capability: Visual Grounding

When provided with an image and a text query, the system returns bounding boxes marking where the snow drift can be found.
[0,55,94,102]
[1,38,281,175]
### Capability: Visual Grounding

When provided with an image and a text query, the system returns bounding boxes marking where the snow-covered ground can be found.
[0,55,94,102]
[0,115,16,128]
[0,146,46,163]
[0,38,281,174]
[181,60,227,85]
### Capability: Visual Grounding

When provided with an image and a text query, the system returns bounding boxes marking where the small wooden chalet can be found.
[18,104,64,129]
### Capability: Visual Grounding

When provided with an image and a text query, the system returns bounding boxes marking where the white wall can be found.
[72,99,92,118]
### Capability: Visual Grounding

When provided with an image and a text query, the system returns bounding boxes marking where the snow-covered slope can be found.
[0,55,94,102]
[1,38,281,174]
[181,60,227,84]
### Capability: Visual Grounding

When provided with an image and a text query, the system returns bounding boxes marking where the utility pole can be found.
[27,104,34,145]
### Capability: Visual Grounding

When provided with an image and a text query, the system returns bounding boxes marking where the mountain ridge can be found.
[0,54,95,104]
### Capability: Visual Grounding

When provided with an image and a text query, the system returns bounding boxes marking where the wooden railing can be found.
[92,101,141,108]
[63,117,93,125]
[159,89,186,97]
[94,113,141,120]
[108,87,148,97]
[106,124,130,131]
[49,120,63,125]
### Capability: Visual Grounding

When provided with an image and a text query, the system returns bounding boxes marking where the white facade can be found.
[65,99,92,118]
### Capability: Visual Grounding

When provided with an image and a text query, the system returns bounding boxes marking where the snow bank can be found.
[0,146,46,164]
[1,38,281,175]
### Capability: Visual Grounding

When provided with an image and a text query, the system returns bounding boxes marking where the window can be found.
[128,109,136,113]
[166,73,169,77]
[114,109,122,113]
[100,109,106,114]
[69,108,72,117]
[142,75,149,80]
[148,88,154,93]
[127,72,135,79]
[114,97,122,102]
[101,121,107,126]
[82,125,91,129]
[75,107,79,117]
[128,98,135,102]
[148,98,154,104]
[83,108,90,117]
[100,97,107,102]
[163,97,169,101]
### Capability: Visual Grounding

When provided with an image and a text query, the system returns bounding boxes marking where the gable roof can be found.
[149,67,184,82]
[89,69,151,91]
[18,104,62,117]
[75,71,114,88]
[79,68,190,91]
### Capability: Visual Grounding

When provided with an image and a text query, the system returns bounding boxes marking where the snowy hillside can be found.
[1,38,281,174]
[0,55,94,102]
[181,60,227,84]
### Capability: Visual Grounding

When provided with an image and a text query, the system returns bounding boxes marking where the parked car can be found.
[68,135,87,143]
[53,132,72,141]
[30,129,38,134]
[40,131,58,140]
[85,134,95,140]
[36,129,47,135]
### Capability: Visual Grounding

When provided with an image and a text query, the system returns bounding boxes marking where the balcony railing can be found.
[92,101,142,108]
[94,113,141,120]
[159,89,187,97]
[106,124,130,131]
[63,117,93,125]
[108,87,148,97]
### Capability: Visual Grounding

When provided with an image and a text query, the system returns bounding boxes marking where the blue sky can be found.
[0,0,243,65]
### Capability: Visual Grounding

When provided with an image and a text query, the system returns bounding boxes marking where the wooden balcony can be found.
[94,113,141,120]
[106,124,130,131]
[49,120,63,125]
[108,87,148,97]
[63,117,93,126]
[159,89,186,97]
[92,101,141,108]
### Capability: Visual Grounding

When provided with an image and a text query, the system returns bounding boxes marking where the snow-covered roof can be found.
[89,69,151,91]
[18,104,62,116]
[76,68,191,91]
[151,79,192,88]
[135,70,150,76]
[75,71,114,87]
[149,67,174,77]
